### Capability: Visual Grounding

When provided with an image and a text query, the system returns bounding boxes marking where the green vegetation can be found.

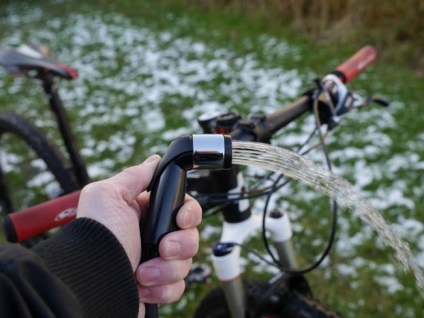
[179,0,424,73]
[0,0,423,317]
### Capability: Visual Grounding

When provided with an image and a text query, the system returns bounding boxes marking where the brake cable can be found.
[203,79,341,274]
[258,80,339,275]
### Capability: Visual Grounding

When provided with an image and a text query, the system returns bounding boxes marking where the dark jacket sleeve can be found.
[0,243,81,318]
[0,218,139,318]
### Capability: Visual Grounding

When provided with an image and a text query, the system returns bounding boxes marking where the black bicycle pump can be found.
[140,134,232,318]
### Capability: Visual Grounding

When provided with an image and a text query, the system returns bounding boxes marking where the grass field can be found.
[0,0,423,317]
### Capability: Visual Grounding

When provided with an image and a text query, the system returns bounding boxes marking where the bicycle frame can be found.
[39,74,90,188]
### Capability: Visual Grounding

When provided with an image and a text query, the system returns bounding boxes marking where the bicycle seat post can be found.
[40,74,90,187]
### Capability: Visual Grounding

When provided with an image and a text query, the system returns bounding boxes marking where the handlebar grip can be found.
[334,45,378,83]
[3,191,81,242]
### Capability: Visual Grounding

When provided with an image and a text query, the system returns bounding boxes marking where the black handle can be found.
[140,162,187,318]
[140,134,232,318]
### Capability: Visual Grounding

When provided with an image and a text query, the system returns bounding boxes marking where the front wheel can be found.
[194,278,340,318]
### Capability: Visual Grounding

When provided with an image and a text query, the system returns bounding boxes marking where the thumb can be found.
[106,154,161,203]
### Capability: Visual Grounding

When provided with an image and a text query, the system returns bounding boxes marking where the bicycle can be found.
[0,44,90,225]
[181,46,388,318]
[2,45,389,317]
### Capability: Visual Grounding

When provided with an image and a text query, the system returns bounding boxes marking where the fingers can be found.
[78,155,160,220]
[136,258,192,286]
[138,280,186,304]
[175,195,202,230]
[136,228,198,304]
[136,203,200,305]
[159,228,199,260]
[105,154,161,203]
[156,197,201,261]
[136,196,201,304]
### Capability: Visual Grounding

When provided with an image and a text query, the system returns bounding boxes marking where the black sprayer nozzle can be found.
[147,134,232,192]
[141,134,232,318]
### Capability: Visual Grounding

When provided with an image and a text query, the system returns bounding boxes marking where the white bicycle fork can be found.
[211,210,297,317]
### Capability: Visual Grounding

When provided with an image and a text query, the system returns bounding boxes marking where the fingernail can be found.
[166,241,182,259]
[139,266,160,284]
[184,210,194,227]
[145,154,160,164]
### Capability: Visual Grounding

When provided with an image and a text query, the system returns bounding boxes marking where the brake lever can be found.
[360,95,390,108]
[370,96,390,107]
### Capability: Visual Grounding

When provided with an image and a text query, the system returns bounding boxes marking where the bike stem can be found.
[41,75,90,187]
[140,134,232,318]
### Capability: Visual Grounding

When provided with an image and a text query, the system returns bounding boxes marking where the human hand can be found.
[76,155,202,317]
[135,192,201,318]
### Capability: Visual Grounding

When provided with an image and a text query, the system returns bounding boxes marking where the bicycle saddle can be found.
[0,44,78,80]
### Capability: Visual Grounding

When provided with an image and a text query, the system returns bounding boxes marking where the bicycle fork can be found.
[211,171,298,318]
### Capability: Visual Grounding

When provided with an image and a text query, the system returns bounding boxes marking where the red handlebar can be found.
[4,191,81,242]
[335,45,378,83]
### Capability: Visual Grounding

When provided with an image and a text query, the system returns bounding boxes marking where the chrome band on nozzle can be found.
[193,134,232,169]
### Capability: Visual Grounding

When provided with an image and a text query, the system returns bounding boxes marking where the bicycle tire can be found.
[0,111,80,214]
[193,279,340,318]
